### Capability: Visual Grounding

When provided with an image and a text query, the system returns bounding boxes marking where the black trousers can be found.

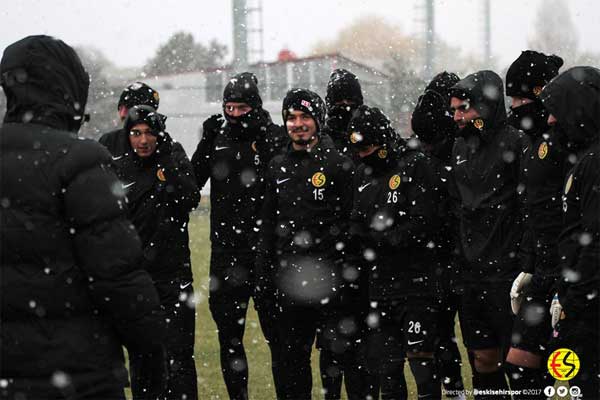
[130,278,198,400]
[436,290,465,393]
[209,251,281,400]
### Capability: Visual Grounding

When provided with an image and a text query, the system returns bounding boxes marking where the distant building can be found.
[148,52,392,156]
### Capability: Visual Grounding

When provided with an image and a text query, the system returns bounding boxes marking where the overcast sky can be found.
[0,0,598,70]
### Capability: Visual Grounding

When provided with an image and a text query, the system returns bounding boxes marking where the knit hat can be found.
[124,105,166,135]
[282,88,326,130]
[325,68,363,108]
[348,105,396,147]
[506,50,563,99]
[223,72,262,109]
[118,82,160,110]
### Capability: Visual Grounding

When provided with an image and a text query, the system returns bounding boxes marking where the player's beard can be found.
[290,126,316,146]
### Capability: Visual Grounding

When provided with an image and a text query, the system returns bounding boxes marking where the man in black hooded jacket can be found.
[191,72,287,400]
[449,70,527,398]
[411,71,466,399]
[541,66,600,397]
[0,35,165,400]
[99,105,200,399]
[349,105,442,399]
[503,50,567,395]
[257,88,355,400]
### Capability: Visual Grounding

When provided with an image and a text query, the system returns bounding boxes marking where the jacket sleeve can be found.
[60,140,165,352]
[190,123,217,191]
[562,155,600,316]
[517,136,536,273]
[159,141,201,212]
[255,159,278,286]
[372,157,441,248]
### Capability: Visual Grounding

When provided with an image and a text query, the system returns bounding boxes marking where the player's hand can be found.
[203,114,225,135]
[510,271,533,314]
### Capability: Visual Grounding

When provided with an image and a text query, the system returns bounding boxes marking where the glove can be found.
[550,293,565,329]
[510,272,533,315]
[202,114,225,138]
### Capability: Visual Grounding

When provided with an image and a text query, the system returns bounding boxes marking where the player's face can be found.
[224,102,252,119]
[129,122,158,158]
[450,97,481,129]
[510,96,534,109]
[286,110,317,144]
[547,113,558,126]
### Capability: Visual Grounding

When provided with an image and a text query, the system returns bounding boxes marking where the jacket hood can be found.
[451,70,507,132]
[0,35,89,132]
[540,66,600,149]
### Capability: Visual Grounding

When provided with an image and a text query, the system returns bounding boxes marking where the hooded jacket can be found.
[99,127,200,282]
[0,35,164,397]
[541,66,600,317]
[350,143,442,300]
[518,128,572,278]
[191,110,287,253]
[451,71,527,282]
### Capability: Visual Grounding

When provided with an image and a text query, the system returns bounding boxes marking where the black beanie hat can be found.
[282,88,326,130]
[223,72,262,109]
[348,105,396,147]
[506,50,563,99]
[412,71,460,143]
[118,82,159,111]
[425,71,460,99]
[124,105,167,135]
[325,69,364,108]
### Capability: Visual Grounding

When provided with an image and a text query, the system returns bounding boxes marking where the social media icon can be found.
[556,386,569,397]
[544,386,555,396]
[570,386,581,397]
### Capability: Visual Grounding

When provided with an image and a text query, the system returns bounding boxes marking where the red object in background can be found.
[278,49,297,62]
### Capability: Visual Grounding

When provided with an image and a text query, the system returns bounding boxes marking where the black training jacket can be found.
[540,66,600,318]
[99,129,200,282]
[191,111,287,253]
[518,129,572,279]
[452,72,527,283]
[0,36,164,397]
[257,134,354,267]
[350,146,441,300]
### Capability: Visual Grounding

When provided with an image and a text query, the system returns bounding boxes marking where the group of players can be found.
[1,34,598,400]
[177,51,597,400]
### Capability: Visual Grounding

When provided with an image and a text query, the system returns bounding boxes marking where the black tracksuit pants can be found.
[209,251,280,400]
[130,277,198,400]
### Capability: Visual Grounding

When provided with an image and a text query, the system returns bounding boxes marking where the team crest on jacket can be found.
[533,86,543,97]
[473,119,484,130]
[311,172,326,187]
[157,168,166,182]
[350,132,362,144]
[565,174,573,194]
[389,175,401,190]
[377,149,388,159]
[538,142,549,159]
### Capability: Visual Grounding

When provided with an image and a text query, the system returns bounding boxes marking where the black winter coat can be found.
[257,134,354,268]
[191,111,287,253]
[99,129,200,282]
[452,71,527,283]
[350,146,441,300]
[0,34,164,398]
[540,66,600,318]
[518,129,572,278]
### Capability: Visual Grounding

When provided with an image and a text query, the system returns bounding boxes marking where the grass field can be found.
[186,208,475,399]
